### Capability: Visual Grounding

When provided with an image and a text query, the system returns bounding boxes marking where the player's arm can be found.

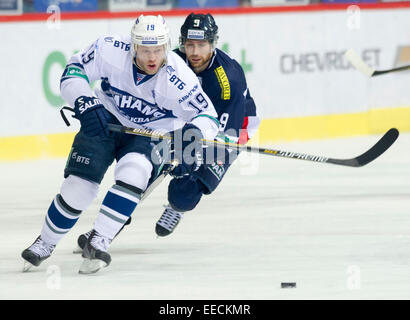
[186,90,220,141]
[60,38,110,137]
[170,75,219,177]
[237,88,260,144]
[212,72,250,143]
[217,60,260,145]
[173,83,220,141]
[169,51,219,139]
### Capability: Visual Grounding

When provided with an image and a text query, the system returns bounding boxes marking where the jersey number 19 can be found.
[188,93,208,112]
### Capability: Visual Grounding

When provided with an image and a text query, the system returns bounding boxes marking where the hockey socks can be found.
[41,194,82,245]
[93,182,142,240]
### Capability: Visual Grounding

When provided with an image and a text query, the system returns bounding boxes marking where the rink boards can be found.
[0,4,410,160]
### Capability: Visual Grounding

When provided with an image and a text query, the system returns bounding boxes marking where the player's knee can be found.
[64,131,115,184]
[60,175,99,211]
[115,152,153,191]
[168,176,205,212]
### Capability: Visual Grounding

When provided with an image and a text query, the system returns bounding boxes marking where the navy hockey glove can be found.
[73,96,110,137]
[171,123,204,177]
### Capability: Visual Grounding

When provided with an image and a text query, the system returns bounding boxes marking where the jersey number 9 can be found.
[219,113,229,131]
[81,43,96,64]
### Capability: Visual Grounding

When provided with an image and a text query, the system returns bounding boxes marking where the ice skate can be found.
[73,230,92,254]
[21,236,56,272]
[79,230,112,274]
[74,217,131,253]
[155,205,184,237]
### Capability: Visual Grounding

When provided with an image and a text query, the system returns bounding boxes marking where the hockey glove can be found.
[171,123,204,177]
[73,96,111,137]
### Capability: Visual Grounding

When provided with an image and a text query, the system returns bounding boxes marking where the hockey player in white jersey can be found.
[75,13,260,249]
[21,15,219,274]
[156,13,260,237]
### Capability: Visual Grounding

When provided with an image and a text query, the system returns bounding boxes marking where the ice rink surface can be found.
[1,132,410,300]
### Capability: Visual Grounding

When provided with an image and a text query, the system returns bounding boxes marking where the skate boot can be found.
[21,236,56,272]
[79,230,112,274]
[155,205,184,237]
[74,217,131,253]
[73,230,92,254]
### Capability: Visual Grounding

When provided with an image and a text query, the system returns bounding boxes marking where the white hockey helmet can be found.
[131,14,170,53]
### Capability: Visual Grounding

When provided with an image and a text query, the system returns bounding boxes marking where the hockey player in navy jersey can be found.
[21,14,219,274]
[154,13,260,236]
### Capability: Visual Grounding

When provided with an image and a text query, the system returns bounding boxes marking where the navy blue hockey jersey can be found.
[175,48,260,144]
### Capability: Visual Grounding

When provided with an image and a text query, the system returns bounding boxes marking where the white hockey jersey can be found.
[60,35,219,140]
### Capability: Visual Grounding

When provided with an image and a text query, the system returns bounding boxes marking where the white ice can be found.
[1,132,409,300]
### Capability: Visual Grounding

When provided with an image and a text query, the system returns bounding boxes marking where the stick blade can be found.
[328,128,399,167]
[345,49,375,77]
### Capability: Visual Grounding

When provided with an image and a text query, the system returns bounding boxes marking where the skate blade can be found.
[79,259,107,274]
[22,261,34,272]
[72,246,83,254]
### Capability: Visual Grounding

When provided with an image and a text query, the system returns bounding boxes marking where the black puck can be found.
[281,282,296,289]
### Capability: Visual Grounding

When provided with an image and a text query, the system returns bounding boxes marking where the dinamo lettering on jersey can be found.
[178,84,199,104]
[101,80,174,124]
[112,94,173,124]
[114,95,162,116]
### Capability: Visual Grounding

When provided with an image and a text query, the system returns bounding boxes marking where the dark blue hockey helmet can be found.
[179,13,219,51]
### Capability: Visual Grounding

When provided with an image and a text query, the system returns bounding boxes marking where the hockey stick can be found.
[345,49,410,77]
[60,106,178,198]
[141,160,179,201]
[107,124,399,168]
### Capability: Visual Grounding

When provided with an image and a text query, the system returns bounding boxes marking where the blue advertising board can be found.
[177,0,239,8]
[34,0,98,12]
[0,0,22,14]
[321,0,377,3]
[147,0,169,5]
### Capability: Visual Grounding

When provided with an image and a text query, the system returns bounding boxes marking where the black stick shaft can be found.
[373,64,410,76]
[108,124,398,168]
